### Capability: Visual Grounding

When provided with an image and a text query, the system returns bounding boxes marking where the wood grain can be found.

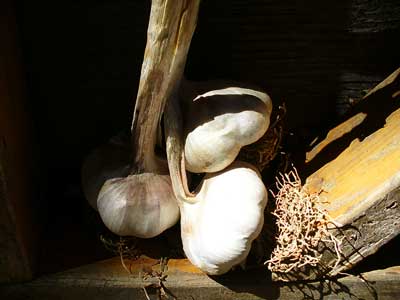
[0,0,36,283]
[307,108,400,222]
[1,256,399,300]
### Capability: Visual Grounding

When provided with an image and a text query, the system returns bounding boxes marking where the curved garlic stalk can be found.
[165,95,268,275]
[181,80,273,173]
[82,0,200,238]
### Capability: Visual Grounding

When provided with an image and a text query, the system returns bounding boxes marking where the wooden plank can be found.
[0,0,36,283]
[0,256,399,300]
[271,70,400,281]
[309,109,400,222]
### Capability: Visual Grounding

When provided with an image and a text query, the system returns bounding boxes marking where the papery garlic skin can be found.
[81,137,130,210]
[184,87,272,173]
[97,173,180,238]
[180,161,267,275]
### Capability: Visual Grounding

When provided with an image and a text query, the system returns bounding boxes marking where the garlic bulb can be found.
[82,0,200,238]
[97,172,179,238]
[182,81,273,173]
[165,95,268,275]
[180,162,267,275]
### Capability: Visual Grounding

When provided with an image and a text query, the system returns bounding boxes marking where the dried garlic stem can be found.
[95,0,200,238]
[131,0,200,172]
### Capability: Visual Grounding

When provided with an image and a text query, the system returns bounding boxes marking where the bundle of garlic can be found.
[82,0,273,275]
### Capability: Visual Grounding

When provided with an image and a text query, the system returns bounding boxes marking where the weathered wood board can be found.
[272,69,400,281]
[1,256,399,300]
[0,0,36,283]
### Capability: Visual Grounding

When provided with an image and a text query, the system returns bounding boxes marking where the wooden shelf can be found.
[1,256,400,300]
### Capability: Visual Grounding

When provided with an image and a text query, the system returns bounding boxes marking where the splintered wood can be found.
[271,68,400,281]
[307,108,400,223]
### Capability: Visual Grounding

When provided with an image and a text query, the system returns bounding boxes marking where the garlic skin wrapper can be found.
[81,134,130,210]
[183,83,273,173]
[165,95,268,275]
[181,161,268,275]
[81,134,181,237]
[97,172,179,238]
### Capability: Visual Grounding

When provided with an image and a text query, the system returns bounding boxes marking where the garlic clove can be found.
[182,83,273,173]
[180,161,268,275]
[97,172,179,238]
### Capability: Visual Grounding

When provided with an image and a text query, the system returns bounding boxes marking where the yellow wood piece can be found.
[306,112,367,163]
[305,108,400,224]
[363,67,400,99]
[167,258,204,274]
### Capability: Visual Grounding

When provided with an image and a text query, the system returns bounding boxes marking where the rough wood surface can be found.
[0,144,31,283]
[0,0,36,283]
[272,70,400,281]
[1,256,400,300]
[308,108,400,223]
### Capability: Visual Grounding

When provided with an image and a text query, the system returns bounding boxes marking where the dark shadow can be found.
[184,93,268,134]
[209,267,281,300]
[285,276,378,300]
[351,234,400,274]
[187,0,354,131]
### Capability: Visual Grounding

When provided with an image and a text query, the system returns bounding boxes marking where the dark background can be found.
[14,0,400,274]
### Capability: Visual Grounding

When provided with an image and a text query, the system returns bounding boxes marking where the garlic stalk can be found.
[83,0,200,238]
[180,80,272,173]
[165,95,268,275]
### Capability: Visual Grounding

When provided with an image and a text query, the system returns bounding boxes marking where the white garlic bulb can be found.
[182,82,273,173]
[180,161,267,275]
[97,172,179,238]
[165,95,268,275]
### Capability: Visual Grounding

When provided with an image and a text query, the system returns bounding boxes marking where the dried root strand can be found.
[266,167,342,275]
[100,234,140,274]
[239,104,286,171]
[141,258,177,300]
